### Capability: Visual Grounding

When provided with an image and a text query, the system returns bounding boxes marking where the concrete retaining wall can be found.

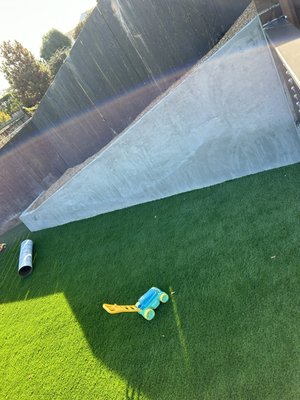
[20,17,300,231]
[0,0,250,231]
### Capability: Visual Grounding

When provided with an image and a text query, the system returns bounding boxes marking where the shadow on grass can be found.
[1,164,300,399]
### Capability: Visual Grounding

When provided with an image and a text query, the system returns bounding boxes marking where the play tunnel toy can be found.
[103,287,169,321]
[18,240,33,277]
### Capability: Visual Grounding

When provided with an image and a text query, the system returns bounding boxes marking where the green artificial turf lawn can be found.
[1,163,300,400]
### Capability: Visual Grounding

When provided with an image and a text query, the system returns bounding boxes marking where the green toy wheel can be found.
[152,299,160,309]
[160,293,169,303]
[144,309,155,321]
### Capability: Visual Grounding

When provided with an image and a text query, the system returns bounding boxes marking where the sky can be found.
[0,0,97,91]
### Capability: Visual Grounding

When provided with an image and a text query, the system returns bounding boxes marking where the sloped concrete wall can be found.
[21,17,300,231]
[0,0,250,231]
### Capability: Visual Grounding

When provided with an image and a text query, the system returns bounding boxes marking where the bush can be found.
[0,110,11,124]
[0,92,21,117]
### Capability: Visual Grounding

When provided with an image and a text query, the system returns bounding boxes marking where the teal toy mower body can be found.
[135,287,169,320]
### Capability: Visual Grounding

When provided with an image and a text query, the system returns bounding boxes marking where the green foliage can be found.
[48,47,69,77]
[0,41,51,107]
[1,164,300,399]
[0,92,21,116]
[40,29,71,61]
[73,10,92,40]
[0,110,10,124]
[73,20,85,40]
[22,104,39,116]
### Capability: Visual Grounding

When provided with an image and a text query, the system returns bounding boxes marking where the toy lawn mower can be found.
[103,287,169,321]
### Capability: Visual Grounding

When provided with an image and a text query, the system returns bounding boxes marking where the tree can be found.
[0,41,51,107]
[0,110,10,124]
[48,47,69,77]
[40,29,71,61]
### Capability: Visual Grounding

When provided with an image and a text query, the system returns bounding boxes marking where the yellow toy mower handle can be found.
[103,304,140,314]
